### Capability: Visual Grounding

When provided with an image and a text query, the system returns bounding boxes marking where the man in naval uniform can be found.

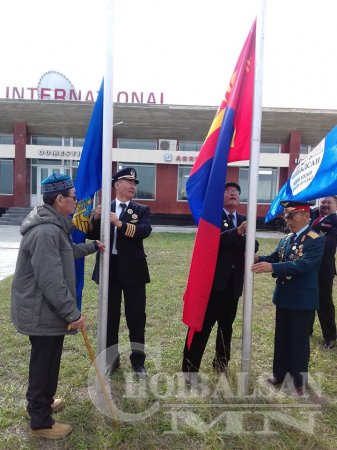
[88,167,152,378]
[252,200,324,395]
[182,182,258,376]
[310,196,337,349]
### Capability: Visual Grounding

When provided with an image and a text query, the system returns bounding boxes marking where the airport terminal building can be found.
[0,94,336,226]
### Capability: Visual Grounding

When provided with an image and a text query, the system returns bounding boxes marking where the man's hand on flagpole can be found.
[251,262,273,273]
[237,221,247,236]
[93,204,102,220]
[95,240,106,253]
[110,212,122,228]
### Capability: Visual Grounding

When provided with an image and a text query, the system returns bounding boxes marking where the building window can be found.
[117,163,156,200]
[64,137,71,147]
[73,137,85,147]
[300,145,310,155]
[31,166,37,194]
[31,159,62,165]
[0,134,13,144]
[0,160,13,194]
[177,165,192,201]
[31,136,63,146]
[179,141,203,152]
[239,168,278,203]
[260,144,280,153]
[118,139,157,150]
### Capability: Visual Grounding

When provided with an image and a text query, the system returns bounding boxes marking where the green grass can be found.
[1,233,337,449]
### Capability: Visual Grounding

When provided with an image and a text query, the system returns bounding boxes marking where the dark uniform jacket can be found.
[310,209,337,280]
[212,211,259,297]
[87,200,152,286]
[259,226,324,310]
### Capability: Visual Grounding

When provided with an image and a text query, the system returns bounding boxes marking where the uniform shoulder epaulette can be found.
[307,230,320,239]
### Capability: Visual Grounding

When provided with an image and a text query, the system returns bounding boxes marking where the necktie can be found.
[289,233,296,246]
[311,215,323,228]
[120,203,127,219]
[112,204,127,255]
[228,213,235,228]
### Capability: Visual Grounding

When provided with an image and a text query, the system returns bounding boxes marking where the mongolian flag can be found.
[183,21,256,348]
[72,80,103,309]
[265,125,337,222]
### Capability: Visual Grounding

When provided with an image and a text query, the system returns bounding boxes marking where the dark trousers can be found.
[108,257,146,366]
[182,278,239,373]
[317,278,336,341]
[26,335,64,429]
[273,308,314,388]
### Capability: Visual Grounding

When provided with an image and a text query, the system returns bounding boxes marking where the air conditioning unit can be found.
[158,139,177,151]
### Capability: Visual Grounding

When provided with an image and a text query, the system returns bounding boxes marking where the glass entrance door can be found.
[31,166,60,206]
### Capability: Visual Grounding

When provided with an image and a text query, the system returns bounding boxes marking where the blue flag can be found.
[72,80,103,309]
[266,125,337,222]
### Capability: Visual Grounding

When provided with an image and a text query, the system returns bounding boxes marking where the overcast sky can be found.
[1,0,336,109]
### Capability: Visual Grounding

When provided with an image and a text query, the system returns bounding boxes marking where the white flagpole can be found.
[241,0,266,394]
[97,0,114,374]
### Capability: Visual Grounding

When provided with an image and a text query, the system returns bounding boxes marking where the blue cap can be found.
[41,173,74,194]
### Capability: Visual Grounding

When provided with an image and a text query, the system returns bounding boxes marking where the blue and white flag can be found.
[72,80,103,309]
[266,125,337,222]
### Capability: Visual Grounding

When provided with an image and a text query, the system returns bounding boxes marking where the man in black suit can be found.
[310,196,337,349]
[88,167,152,377]
[182,182,256,376]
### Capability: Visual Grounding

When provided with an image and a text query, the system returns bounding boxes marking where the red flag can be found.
[183,21,256,348]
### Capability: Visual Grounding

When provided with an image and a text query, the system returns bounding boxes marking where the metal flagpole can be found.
[241,0,266,394]
[97,0,114,376]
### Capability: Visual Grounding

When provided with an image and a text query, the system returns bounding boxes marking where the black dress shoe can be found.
[183,372,200,388]
[266,376,283,386]
[133,365,147,379]
[323,340,336,349]
[293,386,305,396]
[212,357,228,373]
[212,361,228,373]
[106,357,120,375]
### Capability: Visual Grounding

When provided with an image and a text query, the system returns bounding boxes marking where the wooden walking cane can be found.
[68,324,120,425]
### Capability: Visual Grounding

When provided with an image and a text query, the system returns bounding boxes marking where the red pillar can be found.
[14,122,29,207]
[288,130,301,177]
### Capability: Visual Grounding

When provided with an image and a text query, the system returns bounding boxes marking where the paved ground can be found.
[0,225,283,281]
[0,225,22,281]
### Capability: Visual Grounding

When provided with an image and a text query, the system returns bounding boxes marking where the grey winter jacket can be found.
[11,204,97,336]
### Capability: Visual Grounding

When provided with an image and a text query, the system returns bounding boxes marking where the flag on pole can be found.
[265,125,337,222]
[183,21,256,348]
[72,80,103,309]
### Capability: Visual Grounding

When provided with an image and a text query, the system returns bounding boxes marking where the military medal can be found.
[127,209,133,214]
[224,221,228,227]
[132,213,138,219]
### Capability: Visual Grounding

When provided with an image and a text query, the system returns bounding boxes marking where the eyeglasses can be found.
[284,212,301,220]
[225,189,240,195]
[62,194,77,202]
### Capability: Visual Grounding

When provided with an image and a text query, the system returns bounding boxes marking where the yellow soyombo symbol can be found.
[73,197,93,233]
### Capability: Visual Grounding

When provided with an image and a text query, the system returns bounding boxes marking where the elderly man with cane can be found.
[11,173,105,439]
